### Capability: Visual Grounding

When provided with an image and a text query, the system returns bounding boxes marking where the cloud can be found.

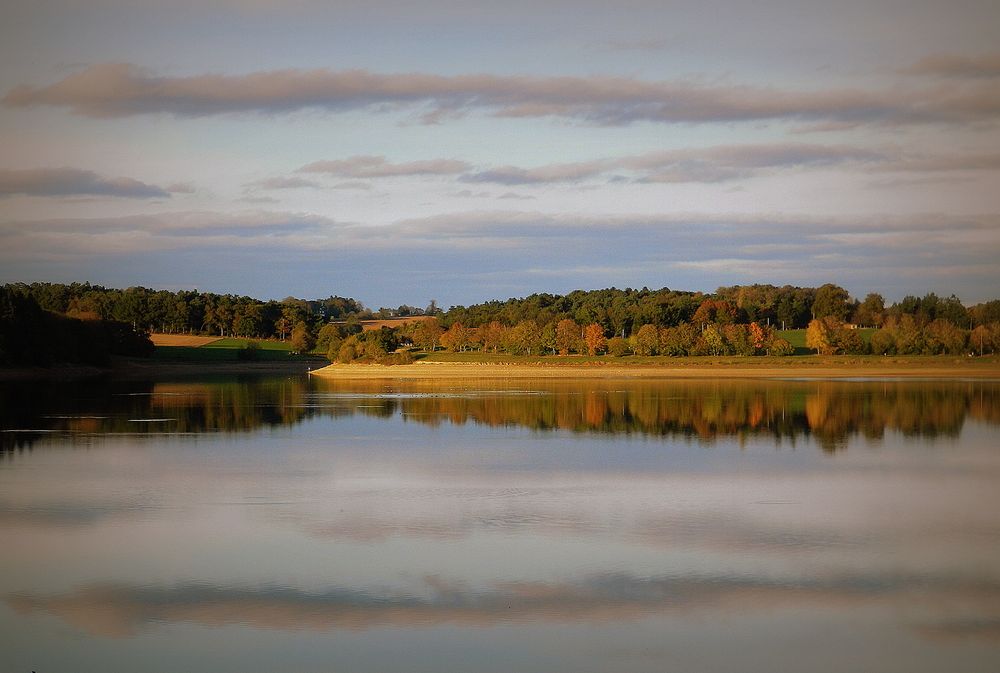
[246,176,322,190]
[628,143,887,183]
[877,152,1000,173]
[238,194,281,204]
[461,159,610,185]
[330,181,373,190]
[602,37,675,52]
[298,155,470,178]
[166,182,197,194]
[0,167,170,199]
[902,53,1000,79]
[0,210,340,254]
[2,209,997,304]
[6,62,1000,127]
[461,143,886,185]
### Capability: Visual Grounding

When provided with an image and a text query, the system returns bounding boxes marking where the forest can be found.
[2,281,1000,366]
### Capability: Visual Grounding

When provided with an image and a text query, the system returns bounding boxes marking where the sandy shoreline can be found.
[310,359,1000,380]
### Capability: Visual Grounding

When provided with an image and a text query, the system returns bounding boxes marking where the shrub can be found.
[237,341,261,360]
[768,337,795,356]
[606,337,630,357]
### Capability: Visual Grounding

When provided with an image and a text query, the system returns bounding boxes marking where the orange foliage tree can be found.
[583,323,608,355]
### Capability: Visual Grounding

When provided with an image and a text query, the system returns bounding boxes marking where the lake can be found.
[2,375,999,672]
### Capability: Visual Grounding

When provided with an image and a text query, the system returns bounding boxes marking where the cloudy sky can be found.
[1,0,998,309]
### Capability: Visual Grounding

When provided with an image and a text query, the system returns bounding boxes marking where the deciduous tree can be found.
[583,323,607,355]
[555,318,580,355]
[290,321,316,353]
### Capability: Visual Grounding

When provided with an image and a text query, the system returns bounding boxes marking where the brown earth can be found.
[150,334,224,347]
[357,316,437,331]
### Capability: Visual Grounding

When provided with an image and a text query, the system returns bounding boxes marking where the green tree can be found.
[275,306,300,340]
[232,303,262,338]
[659,323,697,356]
[540,321,557,355]
[870,328,895,355]
[632,324,659,356]
[812,284,851,321]
[606,337,630,356]
[853,293,885,327]
[504,320,542,355]
[290,321,316,353]
[724,324,754,356]
[698,324,726,355]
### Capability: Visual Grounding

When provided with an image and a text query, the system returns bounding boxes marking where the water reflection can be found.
[3,377,999,453]
[11,572,1000,639]
[3,375,1000,672]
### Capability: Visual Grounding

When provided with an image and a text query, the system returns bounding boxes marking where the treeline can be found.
[0,287,153,366]
[4,282,369,340]
[344,284,998,361]
[444,284,999,333]
[6,281,1000,364]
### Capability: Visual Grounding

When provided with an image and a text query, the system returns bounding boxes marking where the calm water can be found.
[2,375,999,673]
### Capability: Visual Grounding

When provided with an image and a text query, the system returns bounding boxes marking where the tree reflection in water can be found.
[2,376,998,454]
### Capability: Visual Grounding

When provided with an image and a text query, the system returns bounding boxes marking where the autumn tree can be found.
[659,323,698,356]
[724,324,754,356]
[583,323,607,355]
[692,299,737,326]
[924,319,967,354]
[806,318,834,355]
[440,322,474,352]
[413,318,443,352]
[768,337,795,356]
[698,324,726,355]
[555,318,580,355]
[749,322,768,354]
[504,320,542,355]
[478,321,505,353]
[632,324,659,356]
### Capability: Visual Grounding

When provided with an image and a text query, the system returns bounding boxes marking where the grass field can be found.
[775,328,876,355]
[202,338,296,351]
[152,336,321,362]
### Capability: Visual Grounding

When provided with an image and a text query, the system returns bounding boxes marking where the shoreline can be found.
[5,356,998,382]
[310,358,1000,380]
[0,358,319,381]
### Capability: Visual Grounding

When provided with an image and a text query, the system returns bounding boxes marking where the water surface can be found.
[2,376,999,672]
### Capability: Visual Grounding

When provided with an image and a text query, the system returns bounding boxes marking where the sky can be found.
[0,0,998,310]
